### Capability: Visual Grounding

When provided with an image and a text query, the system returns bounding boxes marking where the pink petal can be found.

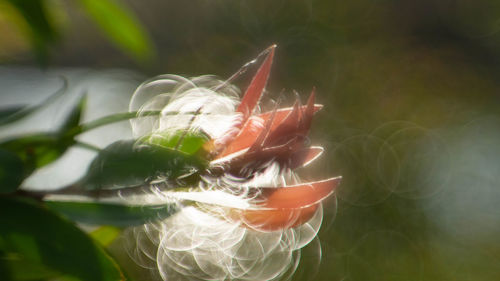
[259,177,341,209]
[237,206,318,231]
[217,104,322,158]
[248,105,278,153]
[219,139,304,176]
[298,89,317,133]
[232,177,341,231]
[212,46,276,155]
[262,100,301,147]
[289,146,324,169]
[236,45,276,121]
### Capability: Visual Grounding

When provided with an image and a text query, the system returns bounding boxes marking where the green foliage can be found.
[45,200,179,227]
[76,0,155,62]
[144,130,210,155]
[3,0,154,65]
[59,95,86,135]
[0,89,208,280]
[5,0,59,65]
[0,77,211,280]
[81,140,207,190]
[90,226,122,247]
[0,134,70,174]
[0,250,60,281]
[0,149,25,194]
[0,197,124,281]
[71,110,161,136]
[0,96,86,183]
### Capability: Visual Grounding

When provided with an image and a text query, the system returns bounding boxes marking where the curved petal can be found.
[260,177,341,209]
[237,205,319,231]
[217,104,323,158]
[289,146,324,169]
[213,45,276,154]
[236,45,276,120]
[231,177,341,231]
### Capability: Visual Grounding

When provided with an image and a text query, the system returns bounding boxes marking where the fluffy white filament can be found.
[126,206,323,281]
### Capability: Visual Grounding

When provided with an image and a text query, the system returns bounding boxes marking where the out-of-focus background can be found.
[2,0,500,280]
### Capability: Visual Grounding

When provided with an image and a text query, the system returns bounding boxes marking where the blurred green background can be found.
[2,0,500,280]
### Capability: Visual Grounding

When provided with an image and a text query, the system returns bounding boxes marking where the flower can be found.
[126,45,340,280]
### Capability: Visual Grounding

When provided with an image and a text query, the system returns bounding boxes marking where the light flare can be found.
[126,45,340,281]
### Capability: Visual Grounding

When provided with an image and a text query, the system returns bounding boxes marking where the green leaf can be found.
[5,0,59,66]
[70,110,161,137]
[59,95,86,135]
[0,248,59,281]
[0,197,124,281]
[81,140,207,190]
[0,134,70,174]
[90,226,122,247]
[45,200,179,227]
[0,96,83,175]
[77,0,155,62]
[0,149,25,194]
[144,130,209,155]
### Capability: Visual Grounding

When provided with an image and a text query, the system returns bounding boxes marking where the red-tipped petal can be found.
[260,177,341,209]
[217,118,263,158]
[263,100,301,147]
[237,205,318,231]
[299,89,316,132]
[231,177,341,231]
[236,45,276,120]
[217,104,322,158]
[290,146,324,169]
[248,105,278,153]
